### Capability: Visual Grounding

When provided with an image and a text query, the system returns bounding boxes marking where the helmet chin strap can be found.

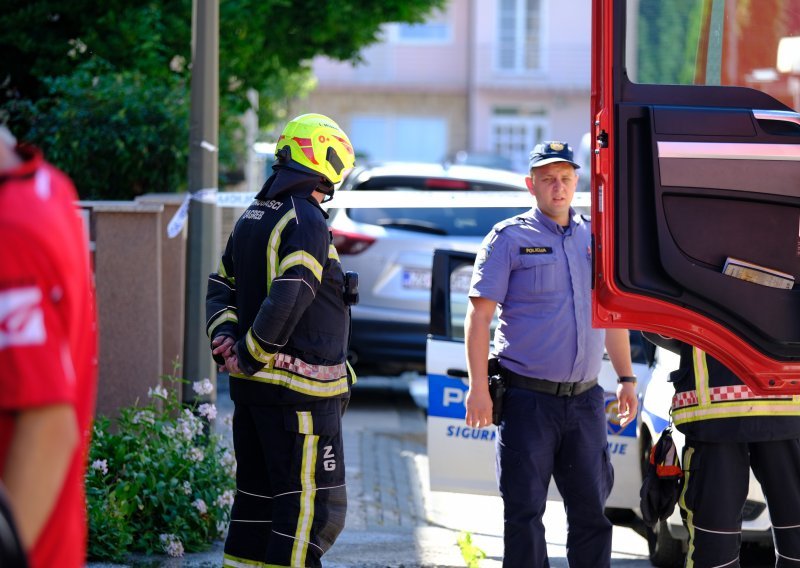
[318,182,335,203]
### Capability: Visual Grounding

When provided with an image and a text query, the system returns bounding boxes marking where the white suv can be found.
[329,162,531,376]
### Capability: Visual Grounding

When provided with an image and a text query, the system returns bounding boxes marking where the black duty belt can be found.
[500,366,598,397]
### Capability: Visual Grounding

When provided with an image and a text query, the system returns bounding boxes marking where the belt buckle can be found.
[555,382,575,397]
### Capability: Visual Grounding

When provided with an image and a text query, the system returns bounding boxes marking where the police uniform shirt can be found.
[469,206,604,383]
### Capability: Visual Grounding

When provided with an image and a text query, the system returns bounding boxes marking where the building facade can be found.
[289,0,592,173]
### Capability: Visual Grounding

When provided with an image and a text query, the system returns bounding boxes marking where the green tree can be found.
[6,60,190,199]
[636,0,704,85]
[0,0,444,198]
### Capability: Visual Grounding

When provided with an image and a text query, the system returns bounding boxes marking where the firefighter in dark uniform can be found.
[643,334,800,568]
[206,113,356,568]
[464,141,638,568]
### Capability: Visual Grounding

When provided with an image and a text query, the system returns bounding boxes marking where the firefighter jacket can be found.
[644,334,800,442]
[206,166,352,405]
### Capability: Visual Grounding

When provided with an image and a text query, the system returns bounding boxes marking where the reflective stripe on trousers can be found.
[681,439,800,567]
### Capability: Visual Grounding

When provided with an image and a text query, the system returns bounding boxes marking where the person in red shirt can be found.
[0,125,98,568]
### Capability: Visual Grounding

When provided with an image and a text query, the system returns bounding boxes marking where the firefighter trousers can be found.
[222,398,347,568]
[681,438,800,567]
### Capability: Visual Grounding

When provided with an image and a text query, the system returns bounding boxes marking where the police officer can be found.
[643,334,800,567]
[464,141,638,568]
[206,114,356,568]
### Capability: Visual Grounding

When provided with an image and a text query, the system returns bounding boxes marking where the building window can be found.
[490,115,549,173]
[497,0,543,72]
[350,116,448,163]
[389,8,451,44]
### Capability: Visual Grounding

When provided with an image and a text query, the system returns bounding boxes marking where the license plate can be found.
[451,271,472,293]
[402,268,472,292]
[402,269,432,290]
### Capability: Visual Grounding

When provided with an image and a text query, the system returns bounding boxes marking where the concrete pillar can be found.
[81,201,164,420]
[136,194,188,383]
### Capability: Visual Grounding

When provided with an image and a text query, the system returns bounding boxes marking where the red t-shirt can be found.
[0,146,98,568]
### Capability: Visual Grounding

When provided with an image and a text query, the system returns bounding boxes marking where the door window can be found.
[629,0,800,110]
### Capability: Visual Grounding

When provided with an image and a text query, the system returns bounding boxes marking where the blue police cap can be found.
[528,141,580,170]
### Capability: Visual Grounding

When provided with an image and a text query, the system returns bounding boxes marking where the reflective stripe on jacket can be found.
[670,347,800,442]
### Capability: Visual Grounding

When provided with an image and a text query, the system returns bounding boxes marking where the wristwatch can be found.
[617,375,637,384]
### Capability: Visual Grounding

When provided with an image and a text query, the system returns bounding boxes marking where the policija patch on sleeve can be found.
[476,244,493,267]
[519,246,552,255]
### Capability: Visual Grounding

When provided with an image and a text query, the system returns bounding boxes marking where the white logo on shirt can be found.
[0,286,47,349]
[35,168,51,200]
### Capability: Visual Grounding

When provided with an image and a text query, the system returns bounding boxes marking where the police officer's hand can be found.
[616,382,638,428]
[465,387,493,429]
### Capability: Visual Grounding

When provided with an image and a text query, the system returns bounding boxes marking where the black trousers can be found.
[497,385,614,568]
[223,398,347,568]
[681,438,800,568]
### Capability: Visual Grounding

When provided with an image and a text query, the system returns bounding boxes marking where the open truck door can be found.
[592,0,800,393]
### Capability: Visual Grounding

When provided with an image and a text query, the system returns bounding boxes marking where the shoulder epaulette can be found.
[494,216,526,233]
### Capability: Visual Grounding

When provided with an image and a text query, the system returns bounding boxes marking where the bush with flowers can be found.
[86,371,236,561]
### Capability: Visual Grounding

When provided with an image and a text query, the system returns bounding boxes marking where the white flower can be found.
[187,447,205,462]
[169,55,186,73]
[215,489,235,509]
[192,498,208,515]
[67,38,87,59]
[182,480,192,495]
[91,459,108,475]
[216,520,228,538]
[198,403,217,421]
[221,414,234,429]
[221,449,237,476]
[148,385,169,399]
[192,378,214,396]
[132,410,155,425]
[159,534,184,558]
[175,409,204,441]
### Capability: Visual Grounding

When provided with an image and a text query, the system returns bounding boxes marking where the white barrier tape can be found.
[167,190,592,238]
[200,140,218,153]
[216,191,256,208]
[167,188,219,239]
[209,190,591,210]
